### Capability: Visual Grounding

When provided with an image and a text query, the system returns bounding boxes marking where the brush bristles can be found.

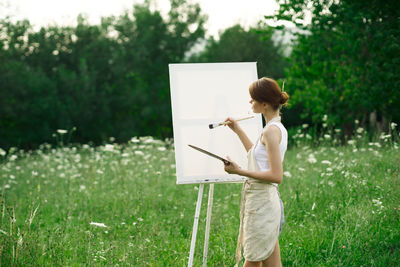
[209,123,222,129]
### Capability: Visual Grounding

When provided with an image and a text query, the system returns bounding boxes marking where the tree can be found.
[267,0,400,134]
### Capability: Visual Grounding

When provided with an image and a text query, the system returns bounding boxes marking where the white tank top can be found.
[253,117,288,172]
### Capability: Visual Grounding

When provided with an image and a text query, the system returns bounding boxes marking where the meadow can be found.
[0,127,399,266]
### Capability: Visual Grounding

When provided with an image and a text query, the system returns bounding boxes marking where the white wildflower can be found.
[10,155,17,161]
[321,160,332,165]
[103,144,114,152]
[298,167,305,172]
[134,151,144,156]
[90,222,107,228]
[324,134,331,139]
[283,171,292,178]
[0,148,6,156]
[391,122,397,130]
[356,127,364,134]
[323,114,328,121]
[157,147,166,151]
[144,137,155,144]
[347,140,355,145]
[355,119,359,124]
[122,153,129,157]
[80,185,86,191]
[130,137,140,143]
[372,199,382,206]
[302,124,309,128]
[307,154,317,164]
[57,129,67,134]
[322,123,327,128]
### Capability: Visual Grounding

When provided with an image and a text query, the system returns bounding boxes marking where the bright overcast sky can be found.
[3,0,279,38]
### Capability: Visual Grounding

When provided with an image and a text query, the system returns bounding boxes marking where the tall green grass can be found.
[0,130,399,266]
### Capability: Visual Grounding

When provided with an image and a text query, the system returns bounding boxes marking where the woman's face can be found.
[249,98,263,113]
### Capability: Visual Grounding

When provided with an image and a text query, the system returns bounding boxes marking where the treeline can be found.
[0,1,287,149]
[1,0,399,149]
[0,0,208,149]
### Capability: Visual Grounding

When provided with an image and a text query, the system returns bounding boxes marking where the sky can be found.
[2,0,280,38]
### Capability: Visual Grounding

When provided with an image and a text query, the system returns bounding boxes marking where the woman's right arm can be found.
[225,118,253,152]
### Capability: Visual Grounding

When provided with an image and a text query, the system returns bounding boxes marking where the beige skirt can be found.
[235,137,284,265]
[242,182,281,261]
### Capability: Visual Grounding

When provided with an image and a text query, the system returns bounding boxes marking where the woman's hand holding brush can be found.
[209,116,254,130]
[224,117,241,134]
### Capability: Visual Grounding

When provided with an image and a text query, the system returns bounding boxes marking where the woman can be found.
[224,77,289,267]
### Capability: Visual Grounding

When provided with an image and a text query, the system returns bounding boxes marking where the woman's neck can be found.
[263,111,280,124]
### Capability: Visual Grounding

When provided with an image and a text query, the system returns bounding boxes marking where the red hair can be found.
[249,77,289,110]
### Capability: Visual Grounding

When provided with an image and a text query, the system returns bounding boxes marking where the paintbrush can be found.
[208,115,254,129]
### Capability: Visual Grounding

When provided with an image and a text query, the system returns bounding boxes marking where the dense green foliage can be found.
[1,135,399,265]
[267,0,400,135]
[0,0,207,149]
[1,0,399,150]
[190,23,286,79]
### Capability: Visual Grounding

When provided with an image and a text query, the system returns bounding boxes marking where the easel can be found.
[168,62,261,267]
[188,183,215,267]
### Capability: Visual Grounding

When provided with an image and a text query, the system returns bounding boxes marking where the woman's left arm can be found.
[224,126,283,184]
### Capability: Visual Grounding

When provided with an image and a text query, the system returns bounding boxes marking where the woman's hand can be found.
[224,156,242,175]
[224,117,241,134]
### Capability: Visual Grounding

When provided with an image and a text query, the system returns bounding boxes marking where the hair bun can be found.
[280,91,289,105]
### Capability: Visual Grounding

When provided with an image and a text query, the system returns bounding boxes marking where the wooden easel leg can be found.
[203,183,214,267]
[188,183,204,267]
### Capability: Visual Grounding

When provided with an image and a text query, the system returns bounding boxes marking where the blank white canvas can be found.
[169,62,263,184]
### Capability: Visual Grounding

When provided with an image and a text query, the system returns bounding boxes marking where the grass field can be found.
[1,133,399,266]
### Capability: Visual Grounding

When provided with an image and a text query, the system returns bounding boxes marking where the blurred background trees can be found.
[0,0,207,148]
[267,0,400,135]
[0,0,399,149]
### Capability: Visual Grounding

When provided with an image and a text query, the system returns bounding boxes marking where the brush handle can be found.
[221,115,254,125]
